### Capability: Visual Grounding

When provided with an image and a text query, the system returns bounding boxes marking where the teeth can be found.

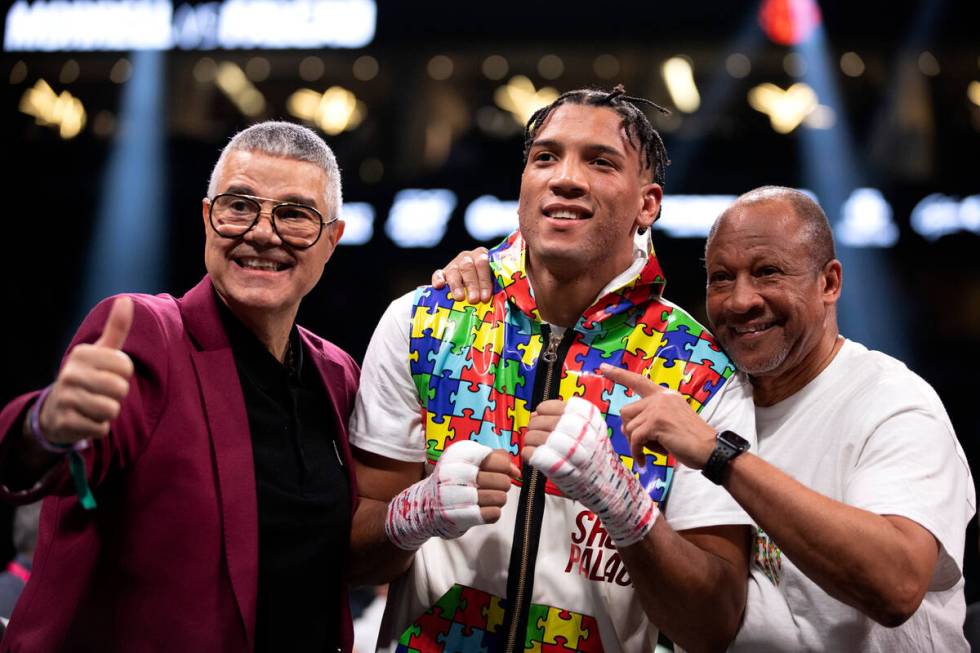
[238,258,284,271]
[548,209,587,220]
[734,324,771,334]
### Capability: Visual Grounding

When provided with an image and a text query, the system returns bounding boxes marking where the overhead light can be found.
[969,81,980,107]
[9,60,28,84]
[655,195,738,238]
[245,56,270,82]
[338,202,374,245]
[917,51,940,77]
[385,189,457,248]
[782,52,806,78]
[482,55,508,81]
[427,55,453,81]
[494,75,559,126]
[836,188,898,247]
[803,104,835,129]
[758,0,822,46]
[59,59,80,84]
[298,56,324,82]
[215,62,265,117]
[287,85,365,135]
[593,54,620,80]
[537,54,564,81]
[840,52,865,78]
[748,82,818,134]
[911,194,980,241]
[464,195,519,241]
[661,56,700,113]
[725,53,751,79]
[193,57,217,83]
[19,78,86,139]
[110,58,132,84]
[352,55,379,81]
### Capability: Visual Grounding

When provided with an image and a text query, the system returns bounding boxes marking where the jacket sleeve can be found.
[0,294,172,504]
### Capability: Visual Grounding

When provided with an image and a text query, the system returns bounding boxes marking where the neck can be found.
[751,329,843,407]
[525,251,634,327]
[227,303,295,362]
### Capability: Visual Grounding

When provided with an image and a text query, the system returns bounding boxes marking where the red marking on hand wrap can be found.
[547,404,597,477]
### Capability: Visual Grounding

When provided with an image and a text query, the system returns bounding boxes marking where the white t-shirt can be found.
[733,339,976,652]
[350,290,757,653]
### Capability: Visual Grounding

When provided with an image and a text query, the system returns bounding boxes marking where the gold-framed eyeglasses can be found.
[207,192,336,249]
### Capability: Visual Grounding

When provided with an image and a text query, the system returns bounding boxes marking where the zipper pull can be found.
[332,439,344,467]
[542,330,562,363]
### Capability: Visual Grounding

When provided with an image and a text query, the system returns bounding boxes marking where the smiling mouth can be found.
[235,257,290,272]
[732,322,775,335]
[544,209,591,221]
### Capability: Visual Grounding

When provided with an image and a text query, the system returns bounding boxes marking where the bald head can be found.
[707,186,835,271]
[704,186,844,404]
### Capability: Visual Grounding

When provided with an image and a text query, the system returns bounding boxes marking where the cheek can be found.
[299,247,332,284]
[704,295,724,324]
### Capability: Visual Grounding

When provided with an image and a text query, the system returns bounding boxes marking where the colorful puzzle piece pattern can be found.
[410,231,736,504]
[754,527,784,586]
[395,584,604,653]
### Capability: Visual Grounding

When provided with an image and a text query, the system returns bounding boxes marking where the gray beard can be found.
[730,341,790,377]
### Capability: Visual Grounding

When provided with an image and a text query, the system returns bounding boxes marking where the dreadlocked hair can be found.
[522,84,671,188]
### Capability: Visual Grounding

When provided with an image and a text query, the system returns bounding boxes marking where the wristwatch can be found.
[702,430,750,485]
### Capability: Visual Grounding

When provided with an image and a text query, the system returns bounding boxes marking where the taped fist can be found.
[526,397,659,547]
[385,440,518,551]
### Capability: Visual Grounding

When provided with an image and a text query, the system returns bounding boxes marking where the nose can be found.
[244,209,283,246]
[548,158,588,197]
[725,275,764,314]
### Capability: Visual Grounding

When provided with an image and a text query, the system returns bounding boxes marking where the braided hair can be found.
[522,84,671,188]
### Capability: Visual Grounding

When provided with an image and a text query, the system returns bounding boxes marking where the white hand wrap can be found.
[528,397,659,547]
[385,440,494,551]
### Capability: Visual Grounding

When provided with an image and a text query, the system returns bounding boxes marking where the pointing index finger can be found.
[599,363,660,397]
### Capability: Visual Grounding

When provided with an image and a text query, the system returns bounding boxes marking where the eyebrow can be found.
[530,138,626,160]
[223,185,319,207]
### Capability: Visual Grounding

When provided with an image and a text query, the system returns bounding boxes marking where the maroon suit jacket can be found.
[0,277,359,652]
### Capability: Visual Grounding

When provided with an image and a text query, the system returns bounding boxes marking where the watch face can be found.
[718,430,750,452]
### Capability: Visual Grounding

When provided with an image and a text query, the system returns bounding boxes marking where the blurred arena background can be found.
[2,0,979,606]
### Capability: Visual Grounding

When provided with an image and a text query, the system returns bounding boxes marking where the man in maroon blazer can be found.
[0,122,359,652]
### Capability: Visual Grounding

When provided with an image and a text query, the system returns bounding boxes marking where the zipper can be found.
[502,326,567,653]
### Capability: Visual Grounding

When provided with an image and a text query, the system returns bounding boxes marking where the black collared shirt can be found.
[216,296,350,653]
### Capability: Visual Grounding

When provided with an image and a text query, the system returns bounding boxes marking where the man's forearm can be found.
[619,521,749,653]
[348,496,417,585]
[0,413,65,493]
[724,453,936,626]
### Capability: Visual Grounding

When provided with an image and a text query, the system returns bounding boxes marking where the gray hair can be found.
[207,121,343,219]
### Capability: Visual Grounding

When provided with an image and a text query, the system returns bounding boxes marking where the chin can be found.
[225,289,295,314]
[731,349,789,376]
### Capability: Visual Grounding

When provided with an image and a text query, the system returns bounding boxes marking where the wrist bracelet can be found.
[26,386,97,510]
[28,386,90,454]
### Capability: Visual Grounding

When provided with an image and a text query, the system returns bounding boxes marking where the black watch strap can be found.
[702,430,750,485]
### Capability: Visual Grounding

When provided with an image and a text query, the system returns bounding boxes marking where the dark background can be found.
[3,0,979,602]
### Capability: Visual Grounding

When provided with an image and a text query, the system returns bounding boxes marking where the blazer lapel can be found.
[301,331,358,508]
[181,278,258,649]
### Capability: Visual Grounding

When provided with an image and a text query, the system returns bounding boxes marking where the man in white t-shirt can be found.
[347,87,758,653]
[604,186,976,651]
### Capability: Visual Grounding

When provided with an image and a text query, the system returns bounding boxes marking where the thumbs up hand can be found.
[38,297,135,446]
